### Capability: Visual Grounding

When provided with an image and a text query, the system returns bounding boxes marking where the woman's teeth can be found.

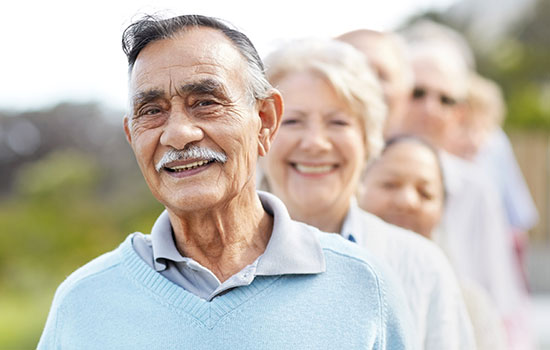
[294,164,334,174]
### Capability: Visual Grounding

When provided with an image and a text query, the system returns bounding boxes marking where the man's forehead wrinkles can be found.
[132,61,230,90]
[129,35,247,106]
[133,62,222,80]
[132,67,228,97]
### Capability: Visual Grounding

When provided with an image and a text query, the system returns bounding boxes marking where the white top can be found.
[437,151,528,318]
[341,203,476,350]
[475,128,538,232]
[460,278,508,350]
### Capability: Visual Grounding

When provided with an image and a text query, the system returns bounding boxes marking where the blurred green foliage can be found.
[407,0,550,130]
[479,38,550,130]
[0,150,162,348]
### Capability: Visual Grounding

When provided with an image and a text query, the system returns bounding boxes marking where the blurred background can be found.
[0,0,548,348]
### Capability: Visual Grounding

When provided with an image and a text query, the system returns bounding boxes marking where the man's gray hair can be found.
[122,14,273,107]
[400,19,476,70]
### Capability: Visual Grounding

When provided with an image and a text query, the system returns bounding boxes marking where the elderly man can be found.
[404,41,532,350]
[336,29,413,139]
[38,14,414,349]
[340,24,532,349]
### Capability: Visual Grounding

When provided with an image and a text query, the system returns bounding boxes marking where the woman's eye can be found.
[330,119,349,126]
[281,118,299,126]
[419,189,434,200]
[382,182,398,190]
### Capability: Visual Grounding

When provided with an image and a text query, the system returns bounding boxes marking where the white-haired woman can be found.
[260,38,474,350]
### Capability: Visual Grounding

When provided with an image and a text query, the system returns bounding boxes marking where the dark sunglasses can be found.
[412,87,459,106]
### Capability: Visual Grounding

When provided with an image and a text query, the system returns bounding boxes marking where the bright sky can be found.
[1,0,456,112]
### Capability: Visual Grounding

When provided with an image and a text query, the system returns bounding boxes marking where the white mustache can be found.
[155,145,227,172]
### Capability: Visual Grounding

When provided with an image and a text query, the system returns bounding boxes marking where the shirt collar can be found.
[150,210,185,271]
[149,191,326,275]
[255,191,326,275]
[340,200,364,245]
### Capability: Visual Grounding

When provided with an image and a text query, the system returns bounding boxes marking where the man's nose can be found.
[299,123,331,152]
[159,109,204,149]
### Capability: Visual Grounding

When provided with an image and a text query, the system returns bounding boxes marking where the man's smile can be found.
[164,159,215,172]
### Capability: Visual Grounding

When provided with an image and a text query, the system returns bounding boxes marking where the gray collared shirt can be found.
[132,191,325,301]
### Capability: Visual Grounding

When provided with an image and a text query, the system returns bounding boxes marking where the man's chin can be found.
[160,189,222,213]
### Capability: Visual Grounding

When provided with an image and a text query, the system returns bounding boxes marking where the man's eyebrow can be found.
[131,79,227,110]
[180,79,226,97]
[132,89,165,109]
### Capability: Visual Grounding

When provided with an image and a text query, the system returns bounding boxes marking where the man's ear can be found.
[257,89,284,157]
[123,115,133,144]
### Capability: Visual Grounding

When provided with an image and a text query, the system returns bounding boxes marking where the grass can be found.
[0,290,54,350]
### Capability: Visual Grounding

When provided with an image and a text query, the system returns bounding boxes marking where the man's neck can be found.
[167,189,272,283]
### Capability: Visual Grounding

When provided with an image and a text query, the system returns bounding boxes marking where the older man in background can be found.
[405,38,532,350]
[449,72,539,292]
[337,29,413,138]
[340,22,533,350]
[37,14,414,349]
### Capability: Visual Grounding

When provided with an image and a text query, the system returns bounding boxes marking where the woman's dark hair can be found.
[372,134,448,203]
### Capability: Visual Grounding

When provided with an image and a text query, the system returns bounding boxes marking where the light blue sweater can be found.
[38,232,413,349]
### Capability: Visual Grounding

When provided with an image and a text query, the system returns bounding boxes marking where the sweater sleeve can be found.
[37,246,122,350]
[37,285,63,350]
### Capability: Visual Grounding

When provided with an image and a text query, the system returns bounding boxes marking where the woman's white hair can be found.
[263,38,387,161]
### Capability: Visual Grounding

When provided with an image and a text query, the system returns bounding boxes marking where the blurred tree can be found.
[0,105,162,348]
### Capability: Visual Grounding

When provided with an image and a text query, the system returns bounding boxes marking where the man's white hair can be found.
[401,19,476,70]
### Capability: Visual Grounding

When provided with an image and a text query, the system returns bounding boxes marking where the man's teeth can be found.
[168,160,210,172]
[295,164,334,174]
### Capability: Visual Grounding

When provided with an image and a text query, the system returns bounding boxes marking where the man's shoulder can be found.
[317,229,370,259]
[315,229,392,278]
[286,218,373,263]
[52,236,132,302]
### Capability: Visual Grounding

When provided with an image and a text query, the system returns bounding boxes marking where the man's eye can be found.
[136,106,163,117]
[440,95,457,106]
[144,108,162,115]
[412,87,426,99]
[196,100,216,107]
